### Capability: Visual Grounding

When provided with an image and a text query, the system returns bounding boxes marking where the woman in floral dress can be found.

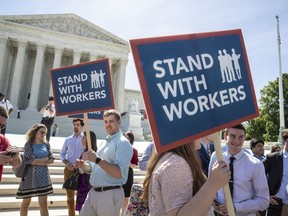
[16,124,54,216]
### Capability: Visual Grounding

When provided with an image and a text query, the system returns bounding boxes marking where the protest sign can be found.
[130,29,258,153]
[68,110,104,119]
[50,59,114,116]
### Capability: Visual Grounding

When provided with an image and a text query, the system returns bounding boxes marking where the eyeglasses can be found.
[38,131,47,135]
[0,123,6,130]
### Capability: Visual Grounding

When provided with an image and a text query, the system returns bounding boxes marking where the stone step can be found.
[7,110,150,140]
[0,194,68,209]
[0,207,79,216]
[1,172,145,184]
[0,149,146,213]
[0,181,145,196]
[0,183,66,195]
[3,164,146,176]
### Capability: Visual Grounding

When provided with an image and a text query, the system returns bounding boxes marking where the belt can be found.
[94,185,121,192]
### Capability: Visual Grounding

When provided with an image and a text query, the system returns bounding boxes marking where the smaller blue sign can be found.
[68,111,104,120]
[50,59,114,116]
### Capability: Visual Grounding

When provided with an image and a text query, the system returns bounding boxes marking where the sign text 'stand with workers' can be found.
[50,59,114,116]
[130,29,258,153]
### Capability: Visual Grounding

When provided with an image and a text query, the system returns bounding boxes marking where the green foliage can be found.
[247,73,288,142]
[246,114,266,140]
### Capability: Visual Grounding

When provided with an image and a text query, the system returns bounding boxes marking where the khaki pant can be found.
[80,187,124,216]
[64,167,75,216]
[281,204,288,216]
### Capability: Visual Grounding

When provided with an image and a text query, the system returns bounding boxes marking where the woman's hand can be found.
[208,160,231,189]
[75,159,85,169]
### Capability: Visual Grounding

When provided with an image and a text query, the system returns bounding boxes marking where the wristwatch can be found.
[95,157,102,164]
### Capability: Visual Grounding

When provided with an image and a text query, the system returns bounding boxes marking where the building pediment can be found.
[0,13,128,46]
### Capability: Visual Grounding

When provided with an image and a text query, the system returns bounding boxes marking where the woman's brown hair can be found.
[25,123,48,144]
[142,141,207,201]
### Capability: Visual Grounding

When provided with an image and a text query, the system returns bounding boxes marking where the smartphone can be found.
[0,151,17,157]
[7,152,17,157]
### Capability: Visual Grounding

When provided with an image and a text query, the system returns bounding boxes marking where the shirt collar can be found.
[105,131,121,142]
[73,132,84,138]
[227,149,245,161]
[283,149,288,158]
[201,142,208,150]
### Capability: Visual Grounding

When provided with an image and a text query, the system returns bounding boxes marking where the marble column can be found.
[73,50,81,64]
[27,44,46,110]
[0,37,8,90]
[89,53,98,61]
[9,40,27,108]
[115,59,128,112]
[109,60,117,108]
[49,47,63,96]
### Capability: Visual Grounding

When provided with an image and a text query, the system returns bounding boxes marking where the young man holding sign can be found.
[209,124,269,216]
[75,109,133,216]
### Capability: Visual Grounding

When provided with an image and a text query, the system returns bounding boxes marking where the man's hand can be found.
[213,202,228,216]
[63,159,74,171]
[0,152,13,165]
[66,163,74,171]
[82,151,97,163]
[270,195,280,205]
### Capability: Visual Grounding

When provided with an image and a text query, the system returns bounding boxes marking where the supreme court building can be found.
[0,13,130,113]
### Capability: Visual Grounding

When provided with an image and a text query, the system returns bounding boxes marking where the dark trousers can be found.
[266,197,283,216]
[41,117,54,141]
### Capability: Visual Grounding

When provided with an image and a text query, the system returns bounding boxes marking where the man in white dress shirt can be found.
[209,124,269,216]
[0,92,13,135]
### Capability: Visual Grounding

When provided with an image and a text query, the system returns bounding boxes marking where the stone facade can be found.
[0,14,151,139]
[0,13,129,112]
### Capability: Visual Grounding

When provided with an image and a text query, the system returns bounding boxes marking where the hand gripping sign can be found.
[130,29,259,216]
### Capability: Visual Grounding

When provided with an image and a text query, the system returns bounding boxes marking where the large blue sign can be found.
[130,29,259,153]
[50,59,114,116]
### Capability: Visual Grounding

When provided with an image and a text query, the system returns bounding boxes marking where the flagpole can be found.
[276,15,285,143]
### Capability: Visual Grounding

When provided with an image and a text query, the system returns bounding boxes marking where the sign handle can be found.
[84,113,92,151]
[212,132,235,216]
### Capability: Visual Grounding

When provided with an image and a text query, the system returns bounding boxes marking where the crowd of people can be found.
[1,96,288,215]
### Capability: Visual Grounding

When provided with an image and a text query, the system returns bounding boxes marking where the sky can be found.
[0,0,287,102]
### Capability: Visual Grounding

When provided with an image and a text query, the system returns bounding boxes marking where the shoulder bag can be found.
[63,169,80,190]
[12,154,28,178]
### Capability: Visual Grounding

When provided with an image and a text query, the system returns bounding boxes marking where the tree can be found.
[246,73,288,142]
[246,114,266,140]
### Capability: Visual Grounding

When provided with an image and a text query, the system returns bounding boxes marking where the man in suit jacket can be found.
[197,134,215,176]
[262,129,288,216]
